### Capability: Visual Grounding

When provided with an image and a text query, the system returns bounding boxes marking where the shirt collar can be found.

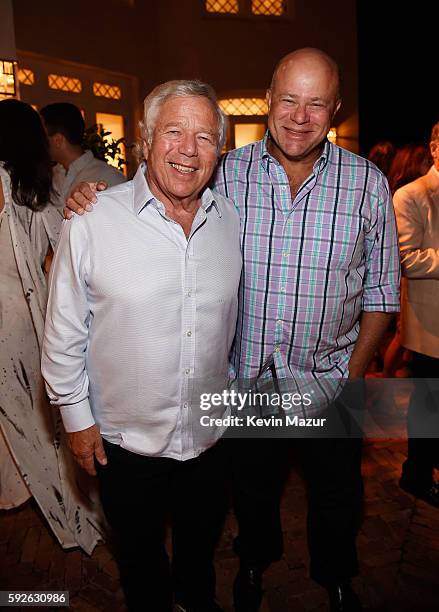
[66,150,94,176]
[259,130,331,174]
[133,162,220,216]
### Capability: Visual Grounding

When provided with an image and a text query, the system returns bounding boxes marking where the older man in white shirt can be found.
[394,121,439,508]
[42,81,241,612]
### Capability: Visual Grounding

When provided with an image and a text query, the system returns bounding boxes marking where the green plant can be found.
[82,123,127,171]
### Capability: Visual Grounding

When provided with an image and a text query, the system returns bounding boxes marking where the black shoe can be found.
[233,566,263,611]
[327,581,362,612]
[399,477,439,508]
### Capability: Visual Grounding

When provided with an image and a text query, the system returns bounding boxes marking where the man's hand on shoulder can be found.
[64,180,108,219]
[67,424,107,476]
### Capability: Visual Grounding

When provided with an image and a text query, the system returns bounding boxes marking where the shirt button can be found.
[183,402,189,409]
[187,291,192,297]
[185,368,190,375]
[274,345,280,352]
[186,330,192,337]
[276,320,282,326]
[280,286,286,293]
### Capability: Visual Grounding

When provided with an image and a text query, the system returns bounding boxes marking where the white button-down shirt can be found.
[42,164,242,460]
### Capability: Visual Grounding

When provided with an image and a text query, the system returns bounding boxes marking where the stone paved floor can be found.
[1,436,439,611]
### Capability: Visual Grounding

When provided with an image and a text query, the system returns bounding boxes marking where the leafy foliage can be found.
[83,124,126,171]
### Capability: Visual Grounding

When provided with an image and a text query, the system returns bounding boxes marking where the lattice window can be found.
[0,61,16,97]
[219,98,268,116]
[18,68,35,86]
[93,82,122,100]
[48,74,82,93]
[251,0,286,15]
[205,0,239,14]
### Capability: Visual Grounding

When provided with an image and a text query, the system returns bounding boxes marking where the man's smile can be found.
[168,162,196,174]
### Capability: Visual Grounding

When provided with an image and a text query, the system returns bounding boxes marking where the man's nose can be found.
[179,133,197,156]
[291,104,309,124]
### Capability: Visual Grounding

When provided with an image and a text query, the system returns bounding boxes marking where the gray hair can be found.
[137,80,227,159]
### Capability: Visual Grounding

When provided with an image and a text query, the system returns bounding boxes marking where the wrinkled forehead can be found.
[159,95,217,123]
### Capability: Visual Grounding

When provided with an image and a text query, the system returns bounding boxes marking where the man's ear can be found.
[52,132,65,150]
[266,89,272,112]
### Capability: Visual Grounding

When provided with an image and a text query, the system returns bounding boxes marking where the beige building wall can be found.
[12,0,358,151]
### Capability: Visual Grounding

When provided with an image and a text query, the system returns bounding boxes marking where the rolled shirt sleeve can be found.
[362,172,401,312]
[41,217,95,433]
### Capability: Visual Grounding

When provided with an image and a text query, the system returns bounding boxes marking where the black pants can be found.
[96,440,227,612]
[402,351,439,487]
[227,396,363,586]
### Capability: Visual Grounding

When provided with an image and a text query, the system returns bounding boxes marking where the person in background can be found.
[40,102,125,208]
[376,145,432,377]
[388,145,432,195]
[368,140,396,176]
[0,99,103,553]
[394,123,439,507]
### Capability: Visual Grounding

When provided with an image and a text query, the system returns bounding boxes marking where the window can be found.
[205,0,239,13]
[219,97,267,149]
[48,74,82,93]
[234,123,266,148]
[0,61,16,98]
[251,0,286,15]
[205,0,288,16]
[95,112,126,175]
[327,127,337,144]
[93,82,122,100]
[219,97,268,116]
[18,68,35,86]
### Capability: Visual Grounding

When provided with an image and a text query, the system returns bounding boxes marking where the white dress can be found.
[0,164,105,554]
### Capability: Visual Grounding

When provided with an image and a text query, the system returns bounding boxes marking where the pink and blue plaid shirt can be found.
[213,134,400,387]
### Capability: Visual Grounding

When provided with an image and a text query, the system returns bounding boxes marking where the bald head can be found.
[270,48,340,101]
[266,47,342,165]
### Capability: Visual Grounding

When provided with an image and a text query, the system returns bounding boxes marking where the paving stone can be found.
[64,549,83,596]
[70,595,102,611]
[102,558,119,579]
[33,528,57,574]
[90,569,120,593]
[80,583,118,609]
[21,525,41,565]
[2,438,439,609]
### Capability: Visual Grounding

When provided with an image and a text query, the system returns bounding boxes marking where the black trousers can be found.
[402,351,439,487]
[96,440,227,612]
[227,396,363,586]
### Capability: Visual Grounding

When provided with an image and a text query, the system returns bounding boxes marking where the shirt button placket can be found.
[182,242,195,455]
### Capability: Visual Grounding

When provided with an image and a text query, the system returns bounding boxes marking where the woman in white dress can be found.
[0,99,104,554]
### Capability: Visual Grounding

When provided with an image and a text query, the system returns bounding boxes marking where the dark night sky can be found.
[357,1,436,155]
